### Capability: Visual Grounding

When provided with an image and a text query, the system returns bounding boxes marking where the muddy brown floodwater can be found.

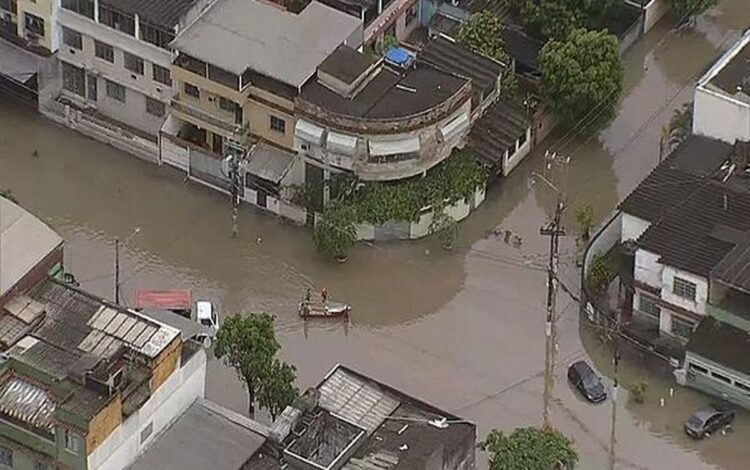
[2,2,750,468]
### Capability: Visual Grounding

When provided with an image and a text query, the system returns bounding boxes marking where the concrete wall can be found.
[583,211,622,278]
[502,127,531,176]
[636,0,671,32]
[661,266,708,315]
[684,353,750,410]
[353,186,485,241]
[693,85,750,144]
[633,248,661,289]
[621,212,650,242]
[87,349,207,470]
[618,11,644,55]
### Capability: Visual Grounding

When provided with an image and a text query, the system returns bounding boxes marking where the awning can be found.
[294,119,325,145]
[136,290,192,311]
[327,132,358,155]
[439,112,470,142]
[246,143,295,184]
[0,38,46,84]
[368,136,420,157]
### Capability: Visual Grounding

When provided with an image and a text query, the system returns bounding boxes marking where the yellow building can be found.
[161,0,362,199]
[0,0,59,53]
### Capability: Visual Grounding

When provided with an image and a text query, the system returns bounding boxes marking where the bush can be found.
[588,254,613,295]
[631,378,649,404]
[575,204,594,241]
[313,201,357,260]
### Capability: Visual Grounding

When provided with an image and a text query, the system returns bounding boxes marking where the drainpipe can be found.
[94,0,99,23]
[134,13,140,38]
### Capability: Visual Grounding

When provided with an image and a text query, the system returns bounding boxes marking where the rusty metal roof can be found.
[0,377,55,432]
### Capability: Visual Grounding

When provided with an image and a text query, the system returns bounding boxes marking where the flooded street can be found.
[2,2,750,468]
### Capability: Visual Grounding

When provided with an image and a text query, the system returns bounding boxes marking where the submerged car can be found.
[684,404,735,439]
[567,360,607,403]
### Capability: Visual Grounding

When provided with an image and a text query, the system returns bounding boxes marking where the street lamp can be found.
[114,227,141,304]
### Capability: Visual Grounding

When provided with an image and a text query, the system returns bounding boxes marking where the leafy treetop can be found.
[671,0,717,24]
[539,28,624,129]
[512,0,617,40]
[481,426,579,470]
[457,11,510,64]
[214,313,298,418]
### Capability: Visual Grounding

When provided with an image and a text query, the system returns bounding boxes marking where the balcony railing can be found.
[171,98,245,136]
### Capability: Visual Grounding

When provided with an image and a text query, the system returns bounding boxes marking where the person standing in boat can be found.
[321,287,328,304]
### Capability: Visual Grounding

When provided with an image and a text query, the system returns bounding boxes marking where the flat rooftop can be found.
[0,196,62,299]
[688,317,750,376]
[128,399,273,470]
[704,29,750,103]
[171,0,362,87]
[318,45,376,86]
[301,63,469,119]
[100,0,199,28]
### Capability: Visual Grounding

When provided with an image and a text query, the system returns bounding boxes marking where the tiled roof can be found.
[619,136,734,222]
[500,27,543,71]
[687,317,750,376]
[638,181,750,277]
[420,36,503,101]
[711,238,750,293]
[467,99,530,172]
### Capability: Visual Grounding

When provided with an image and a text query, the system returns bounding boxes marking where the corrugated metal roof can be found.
[0,378,55,432]
[0,314,31,348]
[318,368,400,434]
[246,144,295,184]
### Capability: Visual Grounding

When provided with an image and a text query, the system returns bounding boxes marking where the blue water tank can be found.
[384,47,415,69]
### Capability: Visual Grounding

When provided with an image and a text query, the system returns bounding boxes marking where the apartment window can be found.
[0,0,18,15]
[140,422,154,444]
[270,115,286,133]
[219,97,236,113]
[62,0,94,19]
[145,97,165,117]
[710,371,731,384]
[405,3,418,26]
[24,12,44,38]
[139,21,174,50]
[62,27,82,49]
[106,79,126,103]
[0,446,11,468]
[670,315,695,338]
[99,4,135,36]
[63,428,81,453]
[94,40,114,63]
[34,461,52,470]
[639,294,661,322]
[87,74,97,101]
[688,363,708,375]
[672,276,697,301]
[124,52,144,75]
[184,82,199,98]
[62,61,85,97]
[152,64,171,86]
[736,381,750,393]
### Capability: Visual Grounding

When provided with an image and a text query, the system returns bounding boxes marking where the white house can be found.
[693,28,750,144]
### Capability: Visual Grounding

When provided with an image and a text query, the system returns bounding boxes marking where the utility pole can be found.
[114,237,120,304]
[540,197,565,427]
[225,148,247,238]
[609,311,621,470]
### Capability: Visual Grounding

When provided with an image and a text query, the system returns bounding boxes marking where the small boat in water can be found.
[299,301,351,319]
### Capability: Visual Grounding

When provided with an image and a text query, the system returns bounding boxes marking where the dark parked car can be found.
[684,404,735,439]
[567,360,606,403]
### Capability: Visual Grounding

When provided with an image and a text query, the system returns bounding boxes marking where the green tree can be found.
[671,0,717,25]
[539,28,624,129]
[575,204,594,241]
[666,102,693,151]
[481,427,578,470]
[314,200,357,261]
[518,0,617,40]
[214,314,298,418]
[630,378,649,404]
[457,12,518,100]
[257,359,299,421]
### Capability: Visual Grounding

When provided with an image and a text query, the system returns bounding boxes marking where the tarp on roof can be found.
[368,136,420,157]
[136,290,191,311]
